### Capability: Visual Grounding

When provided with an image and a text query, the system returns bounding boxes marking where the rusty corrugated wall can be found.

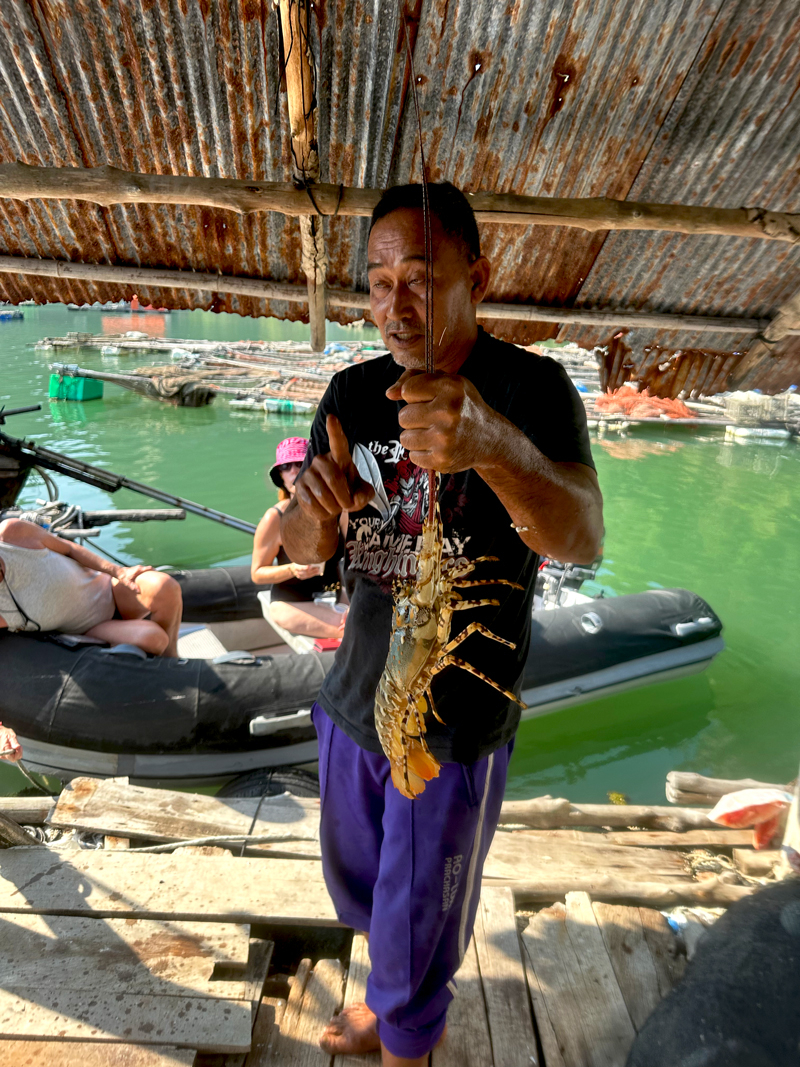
[0,0,798,392]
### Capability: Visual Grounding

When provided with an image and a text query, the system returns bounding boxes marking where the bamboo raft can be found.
[0,768,795,1066]
[43,334,387,409]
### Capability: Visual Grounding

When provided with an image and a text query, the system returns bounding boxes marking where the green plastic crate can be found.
[48,374,104,401]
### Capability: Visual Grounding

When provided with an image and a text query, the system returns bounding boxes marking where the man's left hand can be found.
[386,370,496,472]
[114,564,154,592]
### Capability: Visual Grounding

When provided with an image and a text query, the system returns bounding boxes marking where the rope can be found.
[303,181,344,217]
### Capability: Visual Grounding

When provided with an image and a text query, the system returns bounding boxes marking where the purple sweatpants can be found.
[312,703,512,1059]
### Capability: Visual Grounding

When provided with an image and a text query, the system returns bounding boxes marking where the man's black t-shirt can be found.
[305,328,595,764]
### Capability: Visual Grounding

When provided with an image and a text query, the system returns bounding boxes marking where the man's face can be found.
[367,208,490,372]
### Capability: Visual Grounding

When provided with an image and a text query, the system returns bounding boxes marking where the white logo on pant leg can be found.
[442,854,463,912]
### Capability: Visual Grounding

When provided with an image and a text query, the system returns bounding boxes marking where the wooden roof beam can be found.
[728,286,800,388]
[0,162,798,243]
[2,254,799,339]
[277,0,326,353]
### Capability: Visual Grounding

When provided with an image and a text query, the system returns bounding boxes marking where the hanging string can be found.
[401,11,437,520]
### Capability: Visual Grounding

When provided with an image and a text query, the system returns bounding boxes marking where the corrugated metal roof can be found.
[0,0,797,392]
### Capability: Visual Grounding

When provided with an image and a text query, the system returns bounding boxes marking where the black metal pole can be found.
[1,431,256,535]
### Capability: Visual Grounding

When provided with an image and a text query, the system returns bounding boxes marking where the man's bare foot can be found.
[319,1002,380,1055]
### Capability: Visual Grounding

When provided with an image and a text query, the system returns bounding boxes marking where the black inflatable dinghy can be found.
[0,636,332,785]
[520,588,723,717]
[171,565,262,623]
[1,588,721,788]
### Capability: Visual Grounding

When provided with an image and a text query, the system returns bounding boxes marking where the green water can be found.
[2,305,799,801]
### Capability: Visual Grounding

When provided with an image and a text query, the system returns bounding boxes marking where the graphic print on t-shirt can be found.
[346,439,471,591]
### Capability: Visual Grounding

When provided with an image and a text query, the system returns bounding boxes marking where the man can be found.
[0,517,182,656]
[282,182,603,1067]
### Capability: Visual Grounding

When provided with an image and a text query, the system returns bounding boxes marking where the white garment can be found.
[0,542,115,634]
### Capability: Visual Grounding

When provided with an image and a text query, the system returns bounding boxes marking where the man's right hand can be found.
[293,415,374,520]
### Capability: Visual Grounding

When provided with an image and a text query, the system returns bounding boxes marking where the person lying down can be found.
[0,517,182,657]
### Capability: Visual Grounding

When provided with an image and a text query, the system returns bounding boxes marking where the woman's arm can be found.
[0,518,149,588]
[251,507,321,585]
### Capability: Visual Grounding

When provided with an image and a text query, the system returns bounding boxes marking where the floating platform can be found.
[39,334,387,409]
[0,768,790,1065]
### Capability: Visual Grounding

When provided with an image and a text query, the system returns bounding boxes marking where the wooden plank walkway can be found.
[0,773,712,1065]
[50,777,321,845]
[254,885,685,1067]
[522,892,685,1067]
[0,849,337,925]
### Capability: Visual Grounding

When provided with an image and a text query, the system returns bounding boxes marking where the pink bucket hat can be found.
[269,437,309,486]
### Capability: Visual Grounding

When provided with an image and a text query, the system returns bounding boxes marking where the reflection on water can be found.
[2,306,800,801]
[100,313,170,336]
[597,438,684,460]
[716,440,793,477]
[508,673,717,802]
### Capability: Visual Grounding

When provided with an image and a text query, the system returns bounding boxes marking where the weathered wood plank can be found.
[500,799,717,832]
[523,895,636,1067]
[637,907,686,992]
[51,777,320,845]
[512,875,752,907]
[473,886,538,1067]
[0,809,40,847]
[486,832,691,883]
[269,958,344,1067]
[0,796,56,824]
[522,903,594,1067]
[498,828,752,848]
[284,958,345,1067]
[433,937,493,1067]
[267,959,311,1065]
[243,995,287,1066]
[105,835,131,850]
[733,848,779,875]
[243,940,274,1006]
[0,988,251,1052]
[563,893,636,1057]
[600,829,751,848]
[334,933,380,1067]
[779,769,800,878]
[591,903,668,1030]
[0,850,337,925]
[0,1042,195,1066]
[522,929,567,1067]
[665,771,788,807]
[0,914,251,996]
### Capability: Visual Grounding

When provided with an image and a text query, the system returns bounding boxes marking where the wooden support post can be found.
[278,0,327,352]
[728,286,800,388]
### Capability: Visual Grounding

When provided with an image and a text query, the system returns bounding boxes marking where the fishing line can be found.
[88,539,133,568]
[400,9,437,522]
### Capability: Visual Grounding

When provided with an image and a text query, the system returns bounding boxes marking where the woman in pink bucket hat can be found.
[251,437,345,641]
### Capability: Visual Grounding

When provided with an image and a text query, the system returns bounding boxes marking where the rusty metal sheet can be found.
[561,0,800,389]
[595,329,800,397]
[0,0,796,388]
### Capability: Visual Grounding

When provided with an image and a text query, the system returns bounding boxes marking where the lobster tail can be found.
[392,737,441,799]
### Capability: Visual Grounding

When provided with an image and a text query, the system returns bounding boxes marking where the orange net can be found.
[594,386,693,419]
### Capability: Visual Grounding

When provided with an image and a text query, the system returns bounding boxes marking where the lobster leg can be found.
[451,598,500,610]
[428,654,527,707]
[441,621,516,653]
[428,689,446,725]
[450,578,524,590]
